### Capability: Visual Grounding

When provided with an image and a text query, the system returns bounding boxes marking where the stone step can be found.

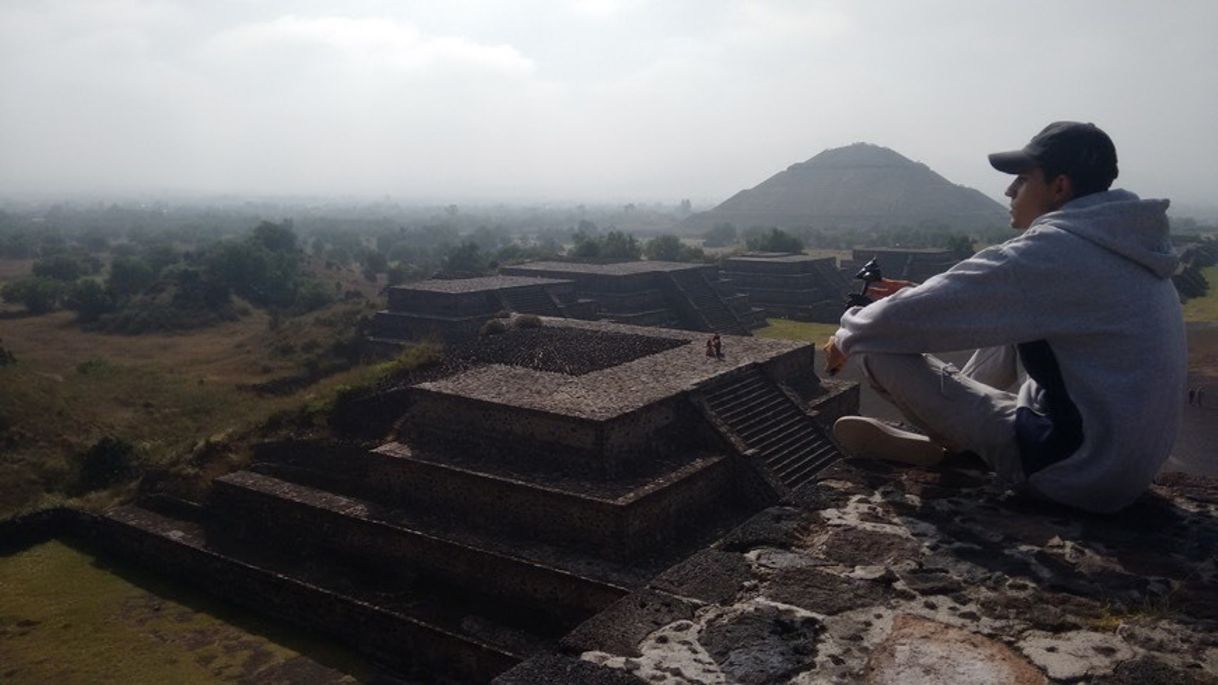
[732,402,804,437]
[99,505,526,682]
[697,367,844,494]
[715,394,788,425]
[774,449,838,490]
[768,441,836,475]
[749,420,812,456]
[208,471,642,620]
[707,386,775,417]
[761,431,820,466]
[250,441,735,561]
[737,412,806,444]
[705,376,767,406]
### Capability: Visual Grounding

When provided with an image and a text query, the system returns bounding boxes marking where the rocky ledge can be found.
[498,456,1218,684]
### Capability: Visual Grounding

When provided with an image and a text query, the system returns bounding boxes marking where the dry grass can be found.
[1182,265,1218,324]
[755,318,840,346]
[0,540,371,682]
[0,286,389,519]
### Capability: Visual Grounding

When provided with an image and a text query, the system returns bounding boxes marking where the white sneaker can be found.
[832,416,945,467]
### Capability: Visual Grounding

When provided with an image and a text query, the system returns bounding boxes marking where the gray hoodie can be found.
[835,189,1186,513]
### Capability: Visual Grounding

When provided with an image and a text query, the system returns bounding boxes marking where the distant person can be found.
[712,334,723,359]
[706,337,716,358]
[823,121,1186,514]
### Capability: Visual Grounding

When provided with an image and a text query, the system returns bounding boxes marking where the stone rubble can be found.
[503,455,1218,684]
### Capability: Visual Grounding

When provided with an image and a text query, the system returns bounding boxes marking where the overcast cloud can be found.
[1,0,1215,206]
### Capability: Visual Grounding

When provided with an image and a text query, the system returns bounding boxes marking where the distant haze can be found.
[2,1,1216,207]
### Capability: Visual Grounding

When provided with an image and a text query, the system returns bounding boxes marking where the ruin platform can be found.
[499,459,1218,684]
[404,318,811,471]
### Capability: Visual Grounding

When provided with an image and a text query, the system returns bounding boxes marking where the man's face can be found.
[1004,167,1058,230]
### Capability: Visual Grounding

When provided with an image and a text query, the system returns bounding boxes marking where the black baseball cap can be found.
[989,121,1119,191]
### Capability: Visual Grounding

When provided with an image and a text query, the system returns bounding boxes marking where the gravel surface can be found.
[445,327,686,376]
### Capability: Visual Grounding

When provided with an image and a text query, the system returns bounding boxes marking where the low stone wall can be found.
[270,442,737,561]
[499,459,1218,684]
[724,256,836,276]
[757,343,814,384]
[388,288,500,316]
[371,310,486,341]
[595,289,671,313]
[405,389,685,476]
[208,472,630,619]
[1,507,520,682]
[803,378,861,430]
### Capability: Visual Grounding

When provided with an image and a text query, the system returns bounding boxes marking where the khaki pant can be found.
[855,346,1026,484]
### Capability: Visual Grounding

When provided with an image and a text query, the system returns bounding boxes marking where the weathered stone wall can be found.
[2,508,520,682]
[371,310,486,341]
[405,389,685,475]
[389,289,499,316]
[499,459,1218,684]
[594,289,671,313]
[207,473,628,619]
[308,444,739,561]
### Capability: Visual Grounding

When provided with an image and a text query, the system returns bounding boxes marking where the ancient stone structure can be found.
[720,252,850,323]
[370,274,594,344]
[841,248,960,284]
[371,262,766,345]
[501,261,765,335]
[500,458,1218,684]
[6,319,855,682]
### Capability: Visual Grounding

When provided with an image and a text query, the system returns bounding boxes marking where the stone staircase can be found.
[697,367,842,493]
[811,258,849,297]
[668,270,749,335]
[498,287,562,316]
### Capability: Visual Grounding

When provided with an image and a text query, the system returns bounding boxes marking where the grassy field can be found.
[0,539,371,683]
[0,255,400,520]
[1182,265,1218,323]
[755,318,839,345]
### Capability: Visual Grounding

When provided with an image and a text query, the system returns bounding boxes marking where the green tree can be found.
[942,234,977,260]
[746,227,804,253]
[172,266,231,310]
[294,279,334,313]
[76,436,139,493]
[703,222,738,248]
[570,231,601,260]
[252,219,297,253]
[645,234,683,261]
[362,250,389,274]
[107,256,156,298]
[32,254,83,281]
[601,231,641,260]
[443,241,487,274]
[65,279,116,322]
[1,277,64,314]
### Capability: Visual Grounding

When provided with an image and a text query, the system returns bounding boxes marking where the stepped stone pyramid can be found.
[840,247,962,284]
[721,252,851,323]
[371,262,768,347]
[684,143,1007,232]
[87,319,858,681]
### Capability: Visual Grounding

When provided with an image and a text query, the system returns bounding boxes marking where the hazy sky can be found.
[2,1,1216,206]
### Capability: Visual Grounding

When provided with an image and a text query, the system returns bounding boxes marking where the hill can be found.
[684,143,1008,233]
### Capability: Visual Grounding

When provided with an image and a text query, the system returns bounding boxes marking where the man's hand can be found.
[822,337,848,376]
[867,278,917,300]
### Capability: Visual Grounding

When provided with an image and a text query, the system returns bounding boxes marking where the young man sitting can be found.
[823,121,1186,514]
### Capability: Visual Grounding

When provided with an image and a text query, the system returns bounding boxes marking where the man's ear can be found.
[1049,174,1075,208]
